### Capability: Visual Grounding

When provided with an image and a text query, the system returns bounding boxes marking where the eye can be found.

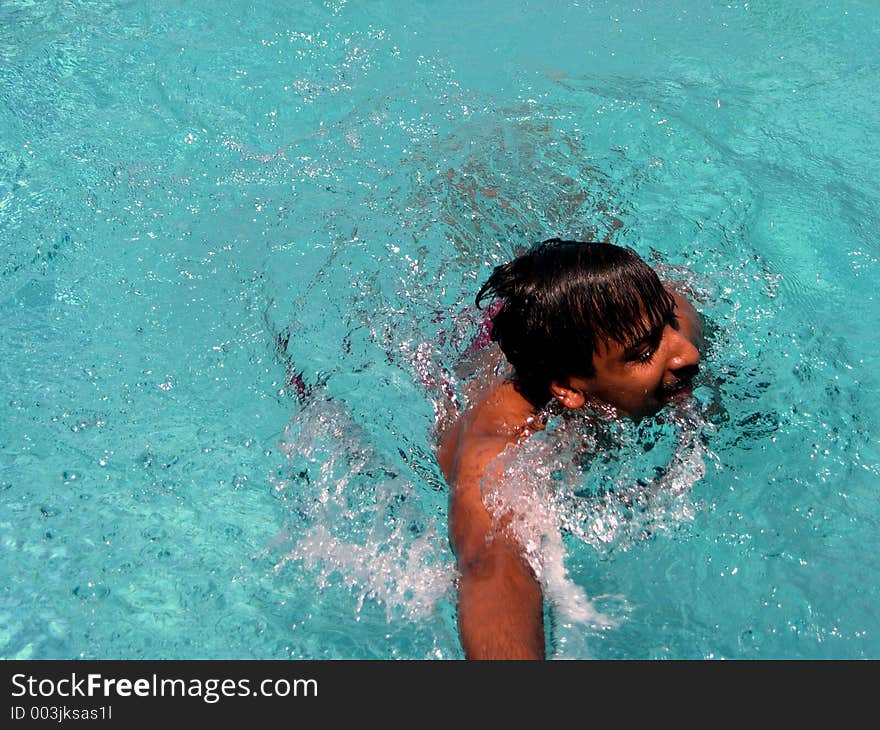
[630,345,657,364]
[626,325,664,364]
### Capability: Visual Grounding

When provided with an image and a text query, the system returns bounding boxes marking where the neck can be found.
[496,379,548,436]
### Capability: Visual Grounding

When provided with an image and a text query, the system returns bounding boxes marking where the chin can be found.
[627,400,665,420]
[607,403,659,421]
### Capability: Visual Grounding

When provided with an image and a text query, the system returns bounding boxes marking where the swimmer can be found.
[436,238,704,660]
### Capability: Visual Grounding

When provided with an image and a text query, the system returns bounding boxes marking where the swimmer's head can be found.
[476,238,700,416]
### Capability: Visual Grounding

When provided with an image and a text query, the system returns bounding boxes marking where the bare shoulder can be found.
[437,401,513,488]
[437,378,532,487]
[439,397,524,566]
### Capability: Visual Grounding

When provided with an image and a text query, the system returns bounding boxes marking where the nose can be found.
[667,327,700,379]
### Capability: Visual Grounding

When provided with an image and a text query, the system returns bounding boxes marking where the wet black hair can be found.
[475,238,675,406]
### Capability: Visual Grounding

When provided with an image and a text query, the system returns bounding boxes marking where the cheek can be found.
[628,365,665,398]
[603,376,651,409]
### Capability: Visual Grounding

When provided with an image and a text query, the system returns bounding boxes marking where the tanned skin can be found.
[436,290,703,660]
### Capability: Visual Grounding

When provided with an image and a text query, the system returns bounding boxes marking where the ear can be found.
[549,379,587,410]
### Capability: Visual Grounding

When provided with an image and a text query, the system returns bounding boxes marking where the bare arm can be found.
[446,437,545,660]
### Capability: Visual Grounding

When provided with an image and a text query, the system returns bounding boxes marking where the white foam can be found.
[276,523,454,622]
[271,386,716,654]
[482,398,716,641]
[272,397,455,623]
[483,439,612,630]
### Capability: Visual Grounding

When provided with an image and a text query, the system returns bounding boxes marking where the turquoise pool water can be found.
[1,0,878,659]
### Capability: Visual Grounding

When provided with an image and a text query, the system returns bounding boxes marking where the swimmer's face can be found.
[550,291,702,419]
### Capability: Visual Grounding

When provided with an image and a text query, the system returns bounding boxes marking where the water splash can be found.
[271,397,455,623]
[276,523,452,622]
[483,397,717,635]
